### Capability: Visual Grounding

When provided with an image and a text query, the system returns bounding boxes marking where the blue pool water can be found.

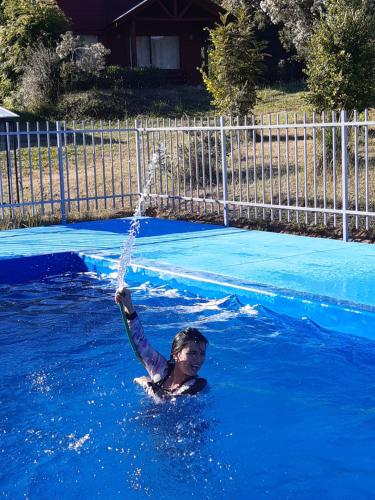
[1,273,375,499]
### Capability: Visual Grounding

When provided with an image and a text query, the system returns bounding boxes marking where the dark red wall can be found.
[56,0,220,83]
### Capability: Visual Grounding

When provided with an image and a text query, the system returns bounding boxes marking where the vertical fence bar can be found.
[176,117,181,210]
[285,113,290,222]
[46,122,54,215]
[364,109,369,230]
[135,119,142,211]
[201,116,207,214]
[237,116,242,217]
[214,116,220,213]
[99,120,107,209]
[332,112,337,227]
[353,110,359,229]
[303,112,308,224]
[207,116,213,213]
[220,116,229,226]
[56,122,66,224]
[0,155,4,220]
[63,121,71,213]
[229,116,235,217]
[276,114,282,221]
[268,114,274,221]
[169,118,175,210]
[36,122,44,215]
[145,118,151,207]
[294,112,299,224]
[252,115,258,220]
[5,122,14,218]
[16,122,25,217]
[82,120,89,211]
[91,120,98,210]
[117,119,124,208]
[126,119,133,209]
[163,118,169,207]
[260,114,265,220]
[72,120,80,214]
[322,112,327,226]
[193,117,199,212]
[244,115,250,218]
[26,122,35,217]
[181,116,187,210]
[341,110,348,241]
[312,112,318,224]
[108,121,116,209]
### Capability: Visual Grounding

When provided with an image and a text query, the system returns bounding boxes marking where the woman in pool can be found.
[115,287,208,399]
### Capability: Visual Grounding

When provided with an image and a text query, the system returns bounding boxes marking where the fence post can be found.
[341,110,348,242]
[56,121,66,224]
[5,122,14,218]
[220,116,229,226]
[135,119,142,209]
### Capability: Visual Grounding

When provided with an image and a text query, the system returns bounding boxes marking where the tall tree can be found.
[259,0,324,59]
[0,0,69,100]
[305,0,375,111]
[201,6,267,115]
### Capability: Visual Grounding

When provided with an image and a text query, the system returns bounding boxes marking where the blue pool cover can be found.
[0,218,374,338]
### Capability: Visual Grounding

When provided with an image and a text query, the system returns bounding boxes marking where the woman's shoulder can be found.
[183,377,207,395]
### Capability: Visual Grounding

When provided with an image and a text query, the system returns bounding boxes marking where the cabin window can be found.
[136,36,180,69]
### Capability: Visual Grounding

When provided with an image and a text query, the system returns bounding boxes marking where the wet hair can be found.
[169,327,208,362]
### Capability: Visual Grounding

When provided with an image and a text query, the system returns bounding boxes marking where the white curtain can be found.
[151,36,180,69]
[136,36,180,69]
[136,36,151,67]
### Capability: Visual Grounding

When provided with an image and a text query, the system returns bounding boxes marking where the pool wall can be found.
[1,218,374,340]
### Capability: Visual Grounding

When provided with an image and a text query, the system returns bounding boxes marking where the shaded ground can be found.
[141,208,375,244]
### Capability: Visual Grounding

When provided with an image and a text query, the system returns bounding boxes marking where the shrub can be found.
[21,44,60,114]
[100,65,169,90]
[56,89,128,120]
[305,0,375,112]
[0,0,68,101]
[201,7,267,115]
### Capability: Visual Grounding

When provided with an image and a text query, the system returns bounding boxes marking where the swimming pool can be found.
[2,272,375,498]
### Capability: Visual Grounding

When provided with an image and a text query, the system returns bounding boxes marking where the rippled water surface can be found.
[1,273,375,499]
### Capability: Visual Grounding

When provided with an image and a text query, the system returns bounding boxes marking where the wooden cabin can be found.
[56,0,225,84]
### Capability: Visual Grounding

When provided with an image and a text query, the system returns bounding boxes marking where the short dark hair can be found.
[170,327,208,360]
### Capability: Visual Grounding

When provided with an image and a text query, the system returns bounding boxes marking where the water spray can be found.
[117,144,165,353]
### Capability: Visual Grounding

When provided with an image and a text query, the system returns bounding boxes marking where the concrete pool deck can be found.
[1,218,374,336]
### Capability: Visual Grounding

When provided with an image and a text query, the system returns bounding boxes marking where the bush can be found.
[305,0,375,111]
[100,65,170,90]
[0,0,68,101]
[60,61,100,92]
[21,44,60,114]
[56,89,128,120]
[201,7,267,115]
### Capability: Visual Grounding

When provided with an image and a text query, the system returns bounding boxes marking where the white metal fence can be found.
[1,111,374,240]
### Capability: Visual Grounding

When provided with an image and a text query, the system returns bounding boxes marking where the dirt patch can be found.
[141,207,375,244]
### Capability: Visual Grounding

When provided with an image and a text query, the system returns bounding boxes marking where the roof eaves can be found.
[112,0,149,25]
[0,106,19,119]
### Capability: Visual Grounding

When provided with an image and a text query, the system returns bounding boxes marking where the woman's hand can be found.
[115,286,135,315]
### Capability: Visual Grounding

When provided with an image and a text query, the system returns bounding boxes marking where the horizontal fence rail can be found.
[0,111,374,240]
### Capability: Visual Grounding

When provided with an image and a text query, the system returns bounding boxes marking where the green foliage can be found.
[201,6,267,115]
[305,0,375,111]
[56,89,128,120]
[0,0,69,100]
[101,66,170,90]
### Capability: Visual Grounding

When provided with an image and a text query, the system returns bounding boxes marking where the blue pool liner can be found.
[1,218,374,340]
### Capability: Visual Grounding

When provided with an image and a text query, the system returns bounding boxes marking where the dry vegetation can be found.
[1,86,375,241]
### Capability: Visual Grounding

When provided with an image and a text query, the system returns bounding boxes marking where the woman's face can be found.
[174,340,206,377]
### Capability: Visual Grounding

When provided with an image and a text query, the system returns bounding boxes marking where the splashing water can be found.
[117,145,165,289]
